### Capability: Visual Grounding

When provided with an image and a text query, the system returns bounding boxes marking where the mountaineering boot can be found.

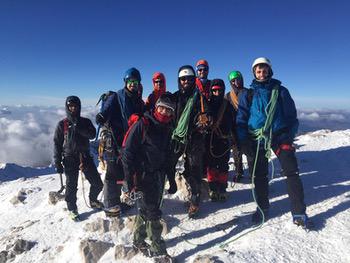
[133,215,148,254]
[120,203,133,213]
[90,200,104,210]
[152,252,176,263]
[104,205,121,218]
[188,204,199,218]
[209,191,219,202]
[69,210,80,222]
[251,208,269,224]
[234,173,243,182]
[293,214,313,229]
[218,192,228,202]
[132,241,151,256]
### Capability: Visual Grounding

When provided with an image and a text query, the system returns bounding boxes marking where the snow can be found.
[1,129,350,263]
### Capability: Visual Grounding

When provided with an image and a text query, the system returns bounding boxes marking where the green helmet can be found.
[228,71,243,82]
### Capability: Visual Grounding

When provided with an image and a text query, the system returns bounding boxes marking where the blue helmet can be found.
[123,67,141,82]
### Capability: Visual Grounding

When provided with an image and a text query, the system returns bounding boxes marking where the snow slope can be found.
[0,129,349,263]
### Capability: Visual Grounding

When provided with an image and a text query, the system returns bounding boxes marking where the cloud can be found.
[1,105,350,168]
[298,109,350,133]
[299,112,321,121]
[0,105,98,167]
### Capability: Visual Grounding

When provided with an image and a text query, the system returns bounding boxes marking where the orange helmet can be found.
[195,59,209,69]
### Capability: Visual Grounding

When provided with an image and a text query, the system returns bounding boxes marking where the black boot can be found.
[251,208,269,224]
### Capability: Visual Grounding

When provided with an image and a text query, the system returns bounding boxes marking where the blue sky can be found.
[1,0,349,109]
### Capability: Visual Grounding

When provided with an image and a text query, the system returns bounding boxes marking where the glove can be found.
[120,184,132,205]
[55,162,64,174]
[120,190,131,205]
[167,179,177,194]
[95,113,106,125]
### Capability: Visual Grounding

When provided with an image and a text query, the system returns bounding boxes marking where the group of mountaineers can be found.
[53,57,309,262]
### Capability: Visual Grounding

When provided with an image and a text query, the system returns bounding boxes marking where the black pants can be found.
[134,171,167,254]
[103,157,124,208]
[232,144,244,176]
[64,154,103,211]
[168,133,205,205]
[137,171,165,221]
[244,144,306,215]
[183,133,206,205]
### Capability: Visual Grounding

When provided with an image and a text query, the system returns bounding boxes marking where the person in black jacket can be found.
[54,96,103,221]
[171,65,211,218]
[121,93,175,261]
[207,79,236,201]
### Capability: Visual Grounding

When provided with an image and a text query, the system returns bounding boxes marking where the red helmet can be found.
[195,59,209,69]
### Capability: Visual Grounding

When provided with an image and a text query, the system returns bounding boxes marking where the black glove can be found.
[167,179,177,194]
[95,113,106,125]
[55,162,64,174]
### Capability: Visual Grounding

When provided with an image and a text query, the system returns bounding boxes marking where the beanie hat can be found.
[155,92,175,112]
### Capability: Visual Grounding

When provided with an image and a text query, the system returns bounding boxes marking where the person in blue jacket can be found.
[95,68,144,217]
[236,57,308,227]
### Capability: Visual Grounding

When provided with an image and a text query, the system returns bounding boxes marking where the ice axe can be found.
[48,173,65,205]
[57,173,65,194]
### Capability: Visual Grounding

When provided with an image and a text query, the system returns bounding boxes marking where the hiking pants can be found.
[103,157,124,208]
[184,133,206,205]
[63,154,103,211]
[232,144,244,177]
[134,171,167,254]
[246,144,306,215]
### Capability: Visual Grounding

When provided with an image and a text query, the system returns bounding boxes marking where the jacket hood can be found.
[65,95,81,121]
[152,72,166,91]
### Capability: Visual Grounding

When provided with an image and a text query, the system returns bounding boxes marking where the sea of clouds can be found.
[0,105,98,167]
[1,105,350,167]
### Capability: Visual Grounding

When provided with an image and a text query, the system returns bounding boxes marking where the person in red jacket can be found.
[145,72,166,111]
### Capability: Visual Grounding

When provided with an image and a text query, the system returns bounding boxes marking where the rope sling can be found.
[172,91,198,146]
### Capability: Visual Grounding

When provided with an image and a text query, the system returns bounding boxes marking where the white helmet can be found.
[252,57,272,70]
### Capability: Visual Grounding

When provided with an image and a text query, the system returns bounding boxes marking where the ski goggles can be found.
[126,79,140,85]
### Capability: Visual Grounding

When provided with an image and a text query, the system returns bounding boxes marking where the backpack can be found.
[95,91,116,141]
[122,114,150,147]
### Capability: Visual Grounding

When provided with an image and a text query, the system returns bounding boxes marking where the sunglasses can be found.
[154,80,164,84]
[180,76,195,82]
[127,79,140,85]
[198,68,208,72]
[67,101,78,107]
